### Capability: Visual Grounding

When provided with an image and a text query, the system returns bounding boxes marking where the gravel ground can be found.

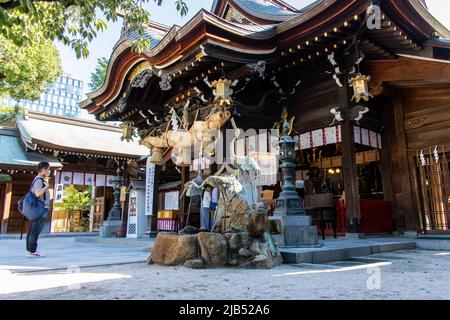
[1,249,449,300]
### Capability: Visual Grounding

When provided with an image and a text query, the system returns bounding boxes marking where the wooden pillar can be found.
[380,131,397,222]
[339,76,361,234]
[380,102,397,227]
[393,96,420,231]
[1,181,13,234]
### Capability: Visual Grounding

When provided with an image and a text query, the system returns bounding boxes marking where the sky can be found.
[55,0,450,118]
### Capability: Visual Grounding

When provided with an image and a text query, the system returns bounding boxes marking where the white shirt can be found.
[202,191,211,208]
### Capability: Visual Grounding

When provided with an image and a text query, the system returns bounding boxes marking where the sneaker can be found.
[26,252,45,258]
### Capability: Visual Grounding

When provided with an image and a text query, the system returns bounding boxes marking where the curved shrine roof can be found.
[81,0,450,116]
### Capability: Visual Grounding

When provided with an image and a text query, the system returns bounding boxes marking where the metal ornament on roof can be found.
[247,61,266,79]
[330,107,344,126]
[120,122,136,142]
[131,69,153,88]
[159,74,173,91]
[117,96,127,114]
[225,6,245,23]
[350,105,370,125]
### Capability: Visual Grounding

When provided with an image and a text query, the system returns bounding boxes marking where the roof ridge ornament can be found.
[128,61,152,81]
[131,69,153,88]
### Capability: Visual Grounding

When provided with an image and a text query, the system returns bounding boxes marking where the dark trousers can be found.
[26,210,48,253]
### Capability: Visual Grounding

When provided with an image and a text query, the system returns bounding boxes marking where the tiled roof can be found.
[0,128,62,169]
[114,22,169,51]
[126,25,167,49]
[228,21,276,32]
[434,38,450,44]
[16,113,149,158]
[233,0,298,20]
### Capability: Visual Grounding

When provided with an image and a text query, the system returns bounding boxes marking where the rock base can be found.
[149,202,283,269]
[148,233,198,266]
[149,231,282,269]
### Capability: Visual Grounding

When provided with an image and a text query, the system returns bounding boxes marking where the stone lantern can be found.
[274,136,305,216]
[100,167,123,238]
[273,121,318,247]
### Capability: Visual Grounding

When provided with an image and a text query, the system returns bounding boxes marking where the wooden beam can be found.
[1,181,12,234]
[367,56,450,95]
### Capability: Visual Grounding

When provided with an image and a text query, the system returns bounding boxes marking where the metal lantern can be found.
[349,74,373,103]
[212,78,233,105]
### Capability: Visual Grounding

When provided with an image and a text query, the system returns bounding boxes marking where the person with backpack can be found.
[25,162,51,257]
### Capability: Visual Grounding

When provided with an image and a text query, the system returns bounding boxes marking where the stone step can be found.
[280,239,417,264]
[75,236,154,249]
[415,238,450,251]
[0,232,99,240]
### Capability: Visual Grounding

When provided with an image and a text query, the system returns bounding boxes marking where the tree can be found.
[0,0,189,59]
[0,13,62,101]
[0,105,23,126]
[89,57,109,91]
[55,185,94,232]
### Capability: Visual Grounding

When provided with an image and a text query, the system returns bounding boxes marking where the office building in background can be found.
[0,73,83,118]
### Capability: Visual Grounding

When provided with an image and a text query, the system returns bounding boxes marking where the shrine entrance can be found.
[415,146,450,233]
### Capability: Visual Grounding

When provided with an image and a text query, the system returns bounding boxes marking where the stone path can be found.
[0,237,149,273]
[1,249,450,299]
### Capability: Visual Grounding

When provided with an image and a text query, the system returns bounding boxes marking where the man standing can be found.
[26,162,51,257]
[200,186,212,231]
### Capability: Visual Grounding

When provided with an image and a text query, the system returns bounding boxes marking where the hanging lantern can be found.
[212,78,233,106]
[349,74,373,103]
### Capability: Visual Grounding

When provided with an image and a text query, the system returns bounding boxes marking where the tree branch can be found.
[1,0,70,10]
